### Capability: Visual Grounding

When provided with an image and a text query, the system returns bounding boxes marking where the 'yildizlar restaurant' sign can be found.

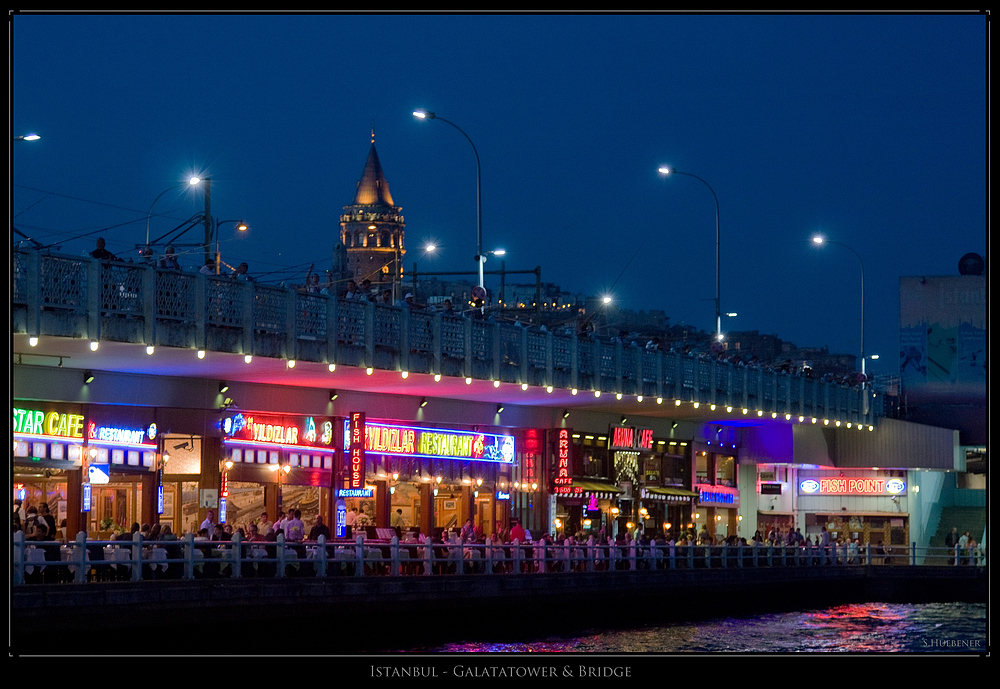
[343,420,515,463]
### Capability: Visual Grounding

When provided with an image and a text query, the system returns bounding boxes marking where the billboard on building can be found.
[899,275,985,443]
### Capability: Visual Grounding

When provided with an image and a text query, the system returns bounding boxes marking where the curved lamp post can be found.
[812,235,866,377]
[658,166,722,341]
[413,109,484,299]
[145,177,206,250]
[213,219,248,274]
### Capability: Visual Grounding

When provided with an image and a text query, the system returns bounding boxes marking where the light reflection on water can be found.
[413,602,986,653]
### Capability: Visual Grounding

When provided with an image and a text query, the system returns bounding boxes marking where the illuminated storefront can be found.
[342,417,518,539]
[13,402,163,538]
[797,469,910,549]
[222,411,337,529]
[693,443,740,540]
[755,465,911,549]
[13,402,87,538]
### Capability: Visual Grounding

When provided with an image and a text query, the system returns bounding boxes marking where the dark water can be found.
[403,602,986,653]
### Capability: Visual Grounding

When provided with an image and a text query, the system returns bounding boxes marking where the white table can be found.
[22,547,47,574]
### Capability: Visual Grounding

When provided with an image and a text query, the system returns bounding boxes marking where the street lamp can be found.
[145,177,205,250]
[413,109,485,299]
[658,166,722,341]
[13,134,40,141]
[213,219,248,274]
[812,235,866,377]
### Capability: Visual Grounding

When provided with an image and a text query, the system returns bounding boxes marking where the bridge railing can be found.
[12,249,875,425]
[12,531,983,585]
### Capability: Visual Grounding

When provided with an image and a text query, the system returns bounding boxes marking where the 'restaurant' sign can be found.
[350,412,365,490]
[695,483,740,507]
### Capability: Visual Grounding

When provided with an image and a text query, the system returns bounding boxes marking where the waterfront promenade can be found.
[13,533,986,652]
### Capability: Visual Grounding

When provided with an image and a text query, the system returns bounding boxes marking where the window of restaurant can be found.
[715,454,735,487]
[161,435,203,535]
[696,451,709,484]
[13,472,69,537]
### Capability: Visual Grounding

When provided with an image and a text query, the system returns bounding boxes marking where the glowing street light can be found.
[658,165,723,341]
[413,109,485,301]
[812,235,866,377]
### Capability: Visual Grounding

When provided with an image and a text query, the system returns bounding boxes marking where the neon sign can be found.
[799,476,907,496]
[608,425,654,451]
[350,412,365,490]
[555,428,572,486]
[338,488,374,498]
[224,413,334,450]
[87,422,157,447]
[695,483,740,507]
[13,407,85,439]
[553,486,584,495]
[496,491,511,500]
[344,420,516,463]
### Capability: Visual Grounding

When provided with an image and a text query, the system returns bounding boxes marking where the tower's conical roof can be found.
[352,143,395,207]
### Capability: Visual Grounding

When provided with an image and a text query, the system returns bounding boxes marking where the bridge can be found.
[12,250,874,426]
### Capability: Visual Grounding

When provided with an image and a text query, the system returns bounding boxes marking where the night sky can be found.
[11,13,987,378]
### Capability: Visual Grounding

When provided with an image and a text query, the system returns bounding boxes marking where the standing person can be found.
[90,237,118,261]
[157,245,181,271]
[945,527,959,564]
[200,510,217,536]
[509,520,526,543]
[460,518,475,542]
[38,502,57,539]
[13,498,27,522]
[957,530,970,565]
[285,510,305,542]
[390,509,404,530]
[345,507,358,529]
[258,512,273,535]
[199,259,216,275]
[230,262,253,282]
[308,515,331,541]
[24,506,48,541]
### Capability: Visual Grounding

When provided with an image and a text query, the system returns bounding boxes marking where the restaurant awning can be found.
[569,479,623,497]
[641,486,699,502]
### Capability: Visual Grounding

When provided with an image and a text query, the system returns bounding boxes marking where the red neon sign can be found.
[350,412,365,489]
[556,428,572,487]
[819,478,886,495]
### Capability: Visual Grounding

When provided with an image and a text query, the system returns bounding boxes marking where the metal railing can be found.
[12,249,875,425]
[12,531,984,585]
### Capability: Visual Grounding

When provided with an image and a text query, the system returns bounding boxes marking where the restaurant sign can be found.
[554,428,572,486]
[343,420,515,464]
[608,425,654,451]
[224,413,335,449]
[799,476,907,496]
[695,483,740,507]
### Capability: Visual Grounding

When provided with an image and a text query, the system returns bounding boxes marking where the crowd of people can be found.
[944,526,983,566]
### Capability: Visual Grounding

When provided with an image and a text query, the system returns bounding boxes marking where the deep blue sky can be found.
[11,13,986,377]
